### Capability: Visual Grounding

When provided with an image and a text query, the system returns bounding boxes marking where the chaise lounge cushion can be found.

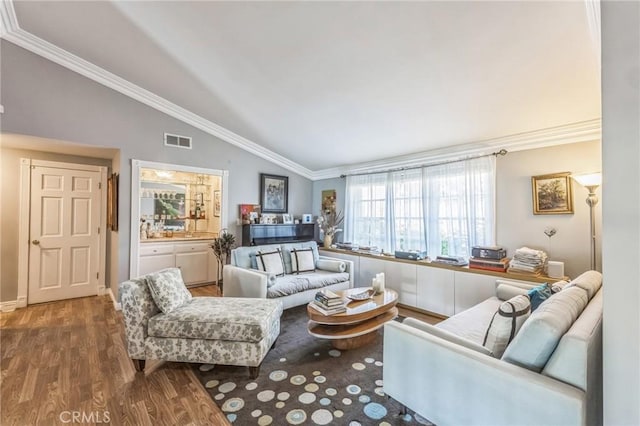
[148,297,283,343]
[267,270,350,298]
[146,268,192,314]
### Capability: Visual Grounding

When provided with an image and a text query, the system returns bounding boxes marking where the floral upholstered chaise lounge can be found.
[120,267,282,378]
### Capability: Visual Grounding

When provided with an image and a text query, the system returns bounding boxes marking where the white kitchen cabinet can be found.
[453,271,498,314]
[138,240,217,286]
[416,266,455,316]
[385,261,417,306]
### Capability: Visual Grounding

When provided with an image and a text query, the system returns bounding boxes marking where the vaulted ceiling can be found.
[4,1,600,177]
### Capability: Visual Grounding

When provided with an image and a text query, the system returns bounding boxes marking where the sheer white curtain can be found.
[389,169,425,251]
[345,156,495,256]
[344,173,388,248]
[422,156,495,257]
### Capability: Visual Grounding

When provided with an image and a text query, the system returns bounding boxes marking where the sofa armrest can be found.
[383,320,586,426]
[402,318,492,356]
[222,265,269,298]
[318,256,354,288]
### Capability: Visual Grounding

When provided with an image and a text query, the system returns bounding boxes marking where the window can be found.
[344,156,495,257]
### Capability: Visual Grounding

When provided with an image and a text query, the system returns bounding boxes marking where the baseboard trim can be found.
[0,300,17,312]
[108,288,121,311]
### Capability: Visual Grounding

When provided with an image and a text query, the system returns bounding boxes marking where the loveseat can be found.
[223,241,354,309]
[383,270,603,426]
[121,267,282,377]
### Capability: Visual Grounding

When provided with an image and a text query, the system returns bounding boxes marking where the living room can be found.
[0,1,638,425]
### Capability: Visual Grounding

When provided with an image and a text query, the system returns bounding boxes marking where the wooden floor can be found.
[0,284,440,425]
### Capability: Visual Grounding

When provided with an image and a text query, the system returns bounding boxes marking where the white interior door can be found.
[28,164,102,304]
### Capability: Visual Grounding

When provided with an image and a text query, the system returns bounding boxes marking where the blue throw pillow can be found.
[527,283,553,311]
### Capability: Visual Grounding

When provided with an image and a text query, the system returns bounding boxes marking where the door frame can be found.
[17,158,107,307]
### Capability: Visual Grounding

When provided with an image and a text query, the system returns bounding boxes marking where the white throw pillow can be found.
[483,294,531,358]
[291,248,316,274]
[256,249,285,276]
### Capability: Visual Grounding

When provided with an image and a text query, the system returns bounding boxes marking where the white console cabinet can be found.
[139,240,217,286]
[321,248,563,318]
[416,267,455,317]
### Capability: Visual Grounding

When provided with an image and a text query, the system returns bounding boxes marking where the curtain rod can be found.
[339,149,508,178]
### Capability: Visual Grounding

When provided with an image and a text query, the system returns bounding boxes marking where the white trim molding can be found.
[1,0,602,183]
[1,11,314,180]
[311,118,602,180]
[16,158,31,310]
[108,288,121,311]
[0,0,18,37]
[0,300,17,312]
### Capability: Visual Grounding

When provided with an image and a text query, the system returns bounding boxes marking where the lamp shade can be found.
[573,172,602,188]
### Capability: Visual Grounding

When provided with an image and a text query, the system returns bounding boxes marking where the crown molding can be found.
[1,14,314,179]
[310,118,602,180]
[1,1,600,182]
[0,0,18,37]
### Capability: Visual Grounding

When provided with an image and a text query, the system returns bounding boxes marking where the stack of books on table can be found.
[469,246,509,272]
[310,289,347,315]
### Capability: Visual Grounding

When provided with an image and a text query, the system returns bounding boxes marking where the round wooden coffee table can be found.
[307,288,398,350]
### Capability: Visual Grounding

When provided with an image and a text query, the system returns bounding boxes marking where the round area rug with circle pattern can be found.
[192,305,434,425]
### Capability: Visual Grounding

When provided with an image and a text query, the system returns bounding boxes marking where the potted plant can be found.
[211,229,236,292]
[317,210,344,248]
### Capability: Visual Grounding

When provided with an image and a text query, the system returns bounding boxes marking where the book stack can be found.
[310,289,347,315]
[508,247,548,275]
[469,246,509,272]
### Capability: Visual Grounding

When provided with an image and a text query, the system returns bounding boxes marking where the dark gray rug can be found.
[193,305,433,425]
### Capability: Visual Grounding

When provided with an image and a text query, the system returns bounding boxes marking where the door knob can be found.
[32,240,40,245]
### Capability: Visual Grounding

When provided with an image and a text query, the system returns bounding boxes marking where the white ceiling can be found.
[7,1,600,174]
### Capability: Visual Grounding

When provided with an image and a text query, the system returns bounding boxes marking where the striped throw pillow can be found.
[256,249,285,276]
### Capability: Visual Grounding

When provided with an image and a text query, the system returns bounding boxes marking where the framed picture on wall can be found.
[531,172,574,215]
[260,173,288,213]
[107,172,119,231]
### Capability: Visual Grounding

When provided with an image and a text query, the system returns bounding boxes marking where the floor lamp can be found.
[573,173,602,270]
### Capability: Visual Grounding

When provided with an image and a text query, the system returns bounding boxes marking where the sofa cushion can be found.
[291,248,316,274]
[502,286,589,372]
[148,297,283,343]
[146,268,192,314]
[436,297,503,345]
[256,249,285,276]
[482,295,531,358]
[565,270,602,300]
[280,241,320,274]
[231,245,276,269]
[527,283,553,311]
[266,271,350,298]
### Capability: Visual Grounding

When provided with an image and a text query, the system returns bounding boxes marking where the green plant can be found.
[211,229,236,265]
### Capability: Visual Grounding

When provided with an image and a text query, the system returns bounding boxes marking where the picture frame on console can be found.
[282,213,293,224]
[260,173,288,213]
[531,172,574,215]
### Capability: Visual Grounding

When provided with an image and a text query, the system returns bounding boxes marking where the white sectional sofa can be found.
[223,241,354,309]
[383,270,603,426]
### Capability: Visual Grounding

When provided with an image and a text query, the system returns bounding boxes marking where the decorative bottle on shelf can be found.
[200,207,206,219]
[189,208,195,219]
[195,205,201,219]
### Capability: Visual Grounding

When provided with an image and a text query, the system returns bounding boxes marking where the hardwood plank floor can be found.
[0,285,228,426]
[0,284,441,425]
